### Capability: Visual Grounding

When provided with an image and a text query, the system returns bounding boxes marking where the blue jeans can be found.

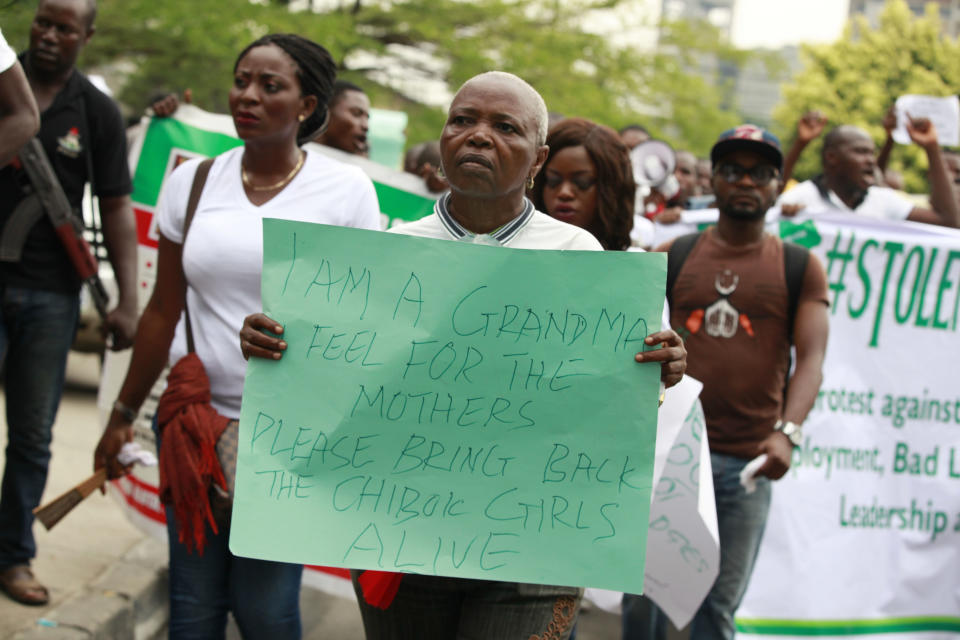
[622,452,772,640]
[165,507,303,640]
[351,571,582,640]
[0,286,78,569]
[154,415,303,639]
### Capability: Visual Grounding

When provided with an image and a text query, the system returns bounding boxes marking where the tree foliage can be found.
[2,0,763,155]
[774,0,960,192]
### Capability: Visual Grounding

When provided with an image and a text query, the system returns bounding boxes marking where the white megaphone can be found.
[629,139,679,202]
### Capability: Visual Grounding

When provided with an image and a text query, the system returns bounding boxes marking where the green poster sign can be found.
[230,220,665,593]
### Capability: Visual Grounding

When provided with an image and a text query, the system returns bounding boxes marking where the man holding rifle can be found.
[0,0,137,605]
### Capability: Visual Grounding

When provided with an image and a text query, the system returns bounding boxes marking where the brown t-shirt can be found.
[664,230,828,459]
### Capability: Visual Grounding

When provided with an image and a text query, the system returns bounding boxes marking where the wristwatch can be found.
[113,400,139,423]
[774,419,803,447]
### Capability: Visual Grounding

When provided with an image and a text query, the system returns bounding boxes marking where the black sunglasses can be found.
[714,163,779,185]
[543,173,596,192]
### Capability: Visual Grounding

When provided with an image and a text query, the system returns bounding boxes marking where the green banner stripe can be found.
[736,617,960,636]
[374,181,435,223]
[131,119,243,206]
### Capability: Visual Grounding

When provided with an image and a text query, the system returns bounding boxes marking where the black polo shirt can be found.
[0,57,131,293]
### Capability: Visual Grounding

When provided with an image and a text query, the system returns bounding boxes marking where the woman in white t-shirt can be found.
[94,34,380,639]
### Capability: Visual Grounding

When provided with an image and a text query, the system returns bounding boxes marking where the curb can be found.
[11,539,168,640]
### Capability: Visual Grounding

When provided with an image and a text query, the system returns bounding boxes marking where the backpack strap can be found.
[666,232,702,309]
[182,157,215,354]
[782,239,810,342]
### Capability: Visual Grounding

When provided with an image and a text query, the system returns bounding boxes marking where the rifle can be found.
[0,137,110,318]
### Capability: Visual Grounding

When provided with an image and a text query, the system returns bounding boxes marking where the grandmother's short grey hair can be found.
[456,72,549,146]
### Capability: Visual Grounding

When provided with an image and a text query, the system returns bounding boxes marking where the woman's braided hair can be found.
[234,34,337,145]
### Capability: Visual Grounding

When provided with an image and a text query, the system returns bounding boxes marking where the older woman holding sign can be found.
[240,71,686,640]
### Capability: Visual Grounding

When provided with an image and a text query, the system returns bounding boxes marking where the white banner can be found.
[738,213,960,638]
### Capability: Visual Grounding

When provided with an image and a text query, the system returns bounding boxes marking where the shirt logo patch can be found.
[57,127,82,158]
[682,269,756,339]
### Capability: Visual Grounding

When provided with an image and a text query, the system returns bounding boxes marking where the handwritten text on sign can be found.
[230,220,665,593]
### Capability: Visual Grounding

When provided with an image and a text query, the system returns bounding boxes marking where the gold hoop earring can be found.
[298,114,306,122]
[527,176,535,190]
[436,165,445,179]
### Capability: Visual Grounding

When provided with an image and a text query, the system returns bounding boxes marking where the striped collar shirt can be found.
[434,192,535,246]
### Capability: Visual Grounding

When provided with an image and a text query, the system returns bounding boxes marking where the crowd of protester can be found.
[1,0,958,638]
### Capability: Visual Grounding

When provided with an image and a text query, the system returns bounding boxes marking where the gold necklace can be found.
[242,151,305,192]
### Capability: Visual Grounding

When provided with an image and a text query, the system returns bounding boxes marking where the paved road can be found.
[1,353,624,639]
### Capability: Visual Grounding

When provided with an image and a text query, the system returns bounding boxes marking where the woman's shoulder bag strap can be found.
[182,157,215,354]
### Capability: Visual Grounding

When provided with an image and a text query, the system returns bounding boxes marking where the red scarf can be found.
[157,352,230,554]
